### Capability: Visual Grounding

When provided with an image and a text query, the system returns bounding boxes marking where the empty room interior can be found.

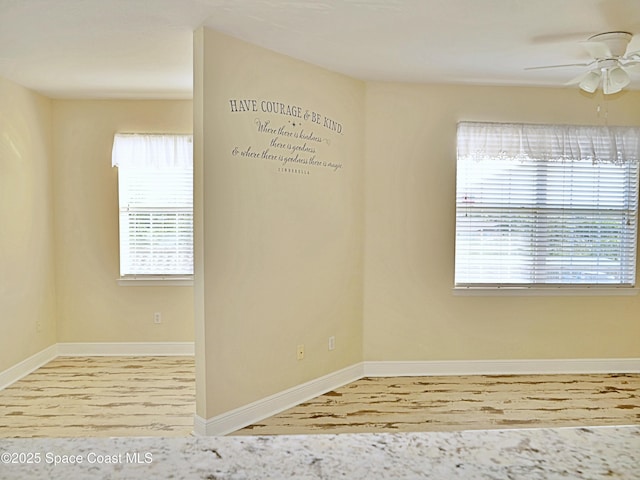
[1,0,639,478]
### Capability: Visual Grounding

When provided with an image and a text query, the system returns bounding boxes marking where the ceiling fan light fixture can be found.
[602,66,630,94]
[608,65,630,86]
[578,70,601,93]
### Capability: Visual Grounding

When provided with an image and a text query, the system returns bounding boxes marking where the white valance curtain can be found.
[112,133,192,169]
[457,122,640,165]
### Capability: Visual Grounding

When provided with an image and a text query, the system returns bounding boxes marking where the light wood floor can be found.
[0,356,195,438]
[0,357,638,438]
[232,373,640,435]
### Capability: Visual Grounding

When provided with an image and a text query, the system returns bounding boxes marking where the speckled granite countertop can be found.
[1,425,638,479]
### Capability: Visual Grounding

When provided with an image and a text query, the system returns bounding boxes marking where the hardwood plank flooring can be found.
[232,373,640,435]
[0,356,195,438]
[1,358,638,438]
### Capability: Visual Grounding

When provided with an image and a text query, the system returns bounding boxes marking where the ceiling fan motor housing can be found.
[587,31,632,58]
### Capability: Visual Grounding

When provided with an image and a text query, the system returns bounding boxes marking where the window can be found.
[112,133,193,280]
[455,122,640,289]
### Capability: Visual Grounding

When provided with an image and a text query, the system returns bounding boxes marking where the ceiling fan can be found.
[527,31,640,94]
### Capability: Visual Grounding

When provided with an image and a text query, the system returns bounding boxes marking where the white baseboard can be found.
[0,342,195,390]
[57,342,195,356]
[193,363,365,436]
[3,348,638,436]
[194,357,639,436]
[363,358,640,377]
[0,344,58,391]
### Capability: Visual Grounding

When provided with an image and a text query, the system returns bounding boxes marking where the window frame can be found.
[112,133,194,286]
[453,121,640,295]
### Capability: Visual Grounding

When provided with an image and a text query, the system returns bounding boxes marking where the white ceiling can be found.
[0,0,639,99]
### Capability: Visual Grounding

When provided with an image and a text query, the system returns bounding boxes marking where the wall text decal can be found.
[228,98,344,175]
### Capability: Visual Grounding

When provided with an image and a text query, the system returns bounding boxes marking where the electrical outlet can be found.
[328,336,336,351]
[153,312,162,324]
[296,344,305,360]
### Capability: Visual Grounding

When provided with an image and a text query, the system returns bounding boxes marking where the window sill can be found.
[452,286,638,297]
[117,276,194,287]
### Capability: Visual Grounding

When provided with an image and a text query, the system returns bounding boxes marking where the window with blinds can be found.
[112,134,193,277]
[455,122,640,288]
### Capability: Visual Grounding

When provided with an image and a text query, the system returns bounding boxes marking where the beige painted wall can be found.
[0,77,57,371]
[52,100,194,343]
[363,83,640,361]
[4,30,640,427]
[195,28,365,417]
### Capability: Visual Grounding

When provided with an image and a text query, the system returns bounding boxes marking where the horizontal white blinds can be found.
[455,122,639,287]
[113,134,193,276]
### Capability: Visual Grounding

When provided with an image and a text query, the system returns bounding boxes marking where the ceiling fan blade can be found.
[623,62,640,73]
[624,40,640,58]
[524,62,593,71]
[530,31,596,45]
[625,35,640,58]
[582,40,612,58]
[565,71,591,85]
